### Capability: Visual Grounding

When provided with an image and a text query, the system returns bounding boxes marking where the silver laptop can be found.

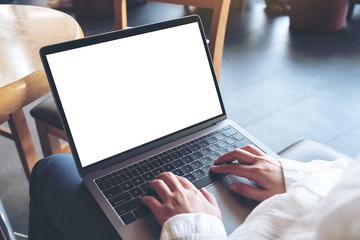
[40,15,278,239]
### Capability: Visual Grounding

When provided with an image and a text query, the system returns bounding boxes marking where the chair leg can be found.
[347,2,355,20]
[8,108,38,180]
[35,119,70,157]
[35,119,62,157]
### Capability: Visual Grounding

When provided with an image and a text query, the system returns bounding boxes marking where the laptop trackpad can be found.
[206,175,258,234]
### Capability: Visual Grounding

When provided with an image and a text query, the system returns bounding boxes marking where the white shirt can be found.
[160,157,360,240]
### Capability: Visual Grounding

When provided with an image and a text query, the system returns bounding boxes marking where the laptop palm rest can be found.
[117,175,256,239]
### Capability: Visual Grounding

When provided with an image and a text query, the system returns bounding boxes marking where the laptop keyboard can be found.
[94,125,252,225]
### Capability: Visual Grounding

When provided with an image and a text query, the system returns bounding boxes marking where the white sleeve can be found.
[279,158,349,191]
[316,158,360,240]
[160,213,227,240]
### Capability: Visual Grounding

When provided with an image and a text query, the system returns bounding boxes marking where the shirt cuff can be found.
[160,213,227,240]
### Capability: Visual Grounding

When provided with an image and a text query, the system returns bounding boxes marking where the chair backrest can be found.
[114,0,231,81]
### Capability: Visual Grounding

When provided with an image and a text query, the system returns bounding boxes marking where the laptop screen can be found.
[45,20,224,168]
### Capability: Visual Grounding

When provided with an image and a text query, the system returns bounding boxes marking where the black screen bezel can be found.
[40,15,227,176]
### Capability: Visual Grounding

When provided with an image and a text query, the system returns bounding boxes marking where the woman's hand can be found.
[141,172,222,226]
[210,145,285,202]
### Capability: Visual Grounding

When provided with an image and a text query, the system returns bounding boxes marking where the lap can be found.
[29,154,121,240]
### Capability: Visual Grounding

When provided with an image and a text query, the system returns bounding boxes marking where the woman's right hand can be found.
[210,145,286,202]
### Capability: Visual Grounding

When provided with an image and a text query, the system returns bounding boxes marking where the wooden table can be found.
[0,5,83,179]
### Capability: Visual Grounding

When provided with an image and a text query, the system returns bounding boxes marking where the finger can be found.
[200,188,218,207]
[141,195,162,213]
[240,144,265,157]
[175,175,197,190]
[149,179,172,201]
[155,172,183,192]
[210,163,258,181]
[230,182,268,202]
[214,148,258,165]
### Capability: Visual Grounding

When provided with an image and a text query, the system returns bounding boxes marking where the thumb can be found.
[200,188,219,207]
[230,182,267,202]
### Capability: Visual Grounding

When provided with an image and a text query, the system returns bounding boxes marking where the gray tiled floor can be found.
[1,0,360,237]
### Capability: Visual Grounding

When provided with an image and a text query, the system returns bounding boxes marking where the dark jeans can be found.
[28,154,122,240]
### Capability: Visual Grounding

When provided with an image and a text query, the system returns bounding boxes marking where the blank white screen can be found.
[46,22,223,167]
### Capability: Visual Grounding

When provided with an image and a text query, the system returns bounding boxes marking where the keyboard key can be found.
[109,192,131,207]
[228,145,237,151]
[115,198,142,216]
[120,172,134,181]
[141,163,154,172]
[129,187,144,198]
[190,160,203,169]
[123,165,133,172]
[161,155,173,163]
[131,167,144,176]
[199,156,213,165]
[223,125,231,130]
[133,162,141,167]
[189,143,201,151]
[233,133,245,141]
[173,159,185,168]
[171,151,183,159]
[225,136,237,144]
[184,173,196,182]
[209,144,221,152]
[223,128,237,136]
[200,147,212,156]
[172,168,185,176]
[182,155,195,164]
[133,206,151,219]
[152,167,165,176]
[209,152,220,160]
[109,176,122,186]
[215,133,226,140]
[193,169,206,178]
[121,181,134,191]
[218,148,229,156]
[131,176,145,186]
[140,183,149,194]
[207,136,217,144]
[218,140,228,148]
[181,164,194,174]
[163,163,175,171]
[202,165,211,174]
[143,172,155,181]
[97,180,112,191]
[151,159,164,167]
[95,174,112,183]
[234,139,251,148]
[103,186,123,199]
[180,147,192,155]
[191,151,204,160]
[120,212,137,225]
[198,140,210,148]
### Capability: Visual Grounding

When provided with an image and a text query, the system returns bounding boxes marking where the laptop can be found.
[40,15,278,239]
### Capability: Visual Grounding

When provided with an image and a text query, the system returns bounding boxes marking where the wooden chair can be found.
[31,0,231,157]
[1,71,48,179]
[114,0,231,81]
